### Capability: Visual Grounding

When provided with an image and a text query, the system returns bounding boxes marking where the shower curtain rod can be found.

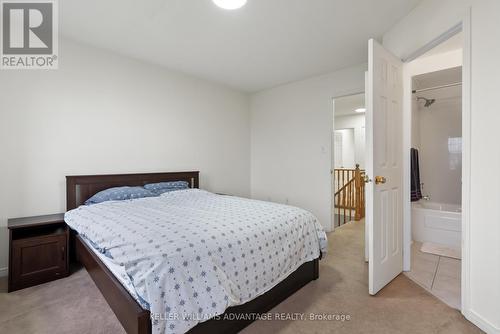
[412,82,462,93]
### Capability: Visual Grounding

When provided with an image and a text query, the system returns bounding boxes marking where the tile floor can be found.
[404,241,461,310]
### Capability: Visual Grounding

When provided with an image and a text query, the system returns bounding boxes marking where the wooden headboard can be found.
[66,171,199,210]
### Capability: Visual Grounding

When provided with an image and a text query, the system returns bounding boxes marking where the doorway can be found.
[332,93,366,229]
[365,17,470,315]
[404,34,463,310]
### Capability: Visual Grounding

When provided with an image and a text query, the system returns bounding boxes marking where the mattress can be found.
[65,189,327,334]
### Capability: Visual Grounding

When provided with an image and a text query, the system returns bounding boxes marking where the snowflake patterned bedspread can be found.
[65,189,328,334]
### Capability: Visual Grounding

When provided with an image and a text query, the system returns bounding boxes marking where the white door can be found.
[367,39,404,295]
[364,71,369,263]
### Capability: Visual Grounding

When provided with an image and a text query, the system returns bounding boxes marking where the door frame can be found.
[331,90,365,233]
[400,8,471,315]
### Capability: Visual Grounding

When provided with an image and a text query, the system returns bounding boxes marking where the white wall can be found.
[0,39,250,274]
[250,64,366,232]
[418,96,462,205]
[334,114,366,168]
[411,98,421,149]
[384,1,500,332]
[406,50,463,206]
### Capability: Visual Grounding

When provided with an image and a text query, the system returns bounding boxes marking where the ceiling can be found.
[413,66,462,92]
[60,0,421,92]
[413,66,462,104]
[412,32,462,107]
[334,93,365,116]
[420,32,463,58]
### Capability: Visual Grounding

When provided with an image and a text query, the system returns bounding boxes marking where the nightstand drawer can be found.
[11,234,67,287]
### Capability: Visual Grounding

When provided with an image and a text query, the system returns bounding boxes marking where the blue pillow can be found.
[144,181,189,193]
[85,186,157,205]
[153,187,187,195]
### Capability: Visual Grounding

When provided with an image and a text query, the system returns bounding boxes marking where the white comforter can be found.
[65,189,327,334]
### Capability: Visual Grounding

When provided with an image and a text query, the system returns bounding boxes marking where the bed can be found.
[65,171,326,334]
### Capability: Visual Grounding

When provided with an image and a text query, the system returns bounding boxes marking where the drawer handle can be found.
[61,246,65,261]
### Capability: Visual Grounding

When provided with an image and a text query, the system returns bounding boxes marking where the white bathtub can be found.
[412,201,461,248]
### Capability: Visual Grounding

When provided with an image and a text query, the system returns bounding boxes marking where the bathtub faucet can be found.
[422,195,431,201]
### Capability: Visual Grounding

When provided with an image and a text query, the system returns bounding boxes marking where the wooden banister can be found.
[334,178,354,196]
[334,164,365,226]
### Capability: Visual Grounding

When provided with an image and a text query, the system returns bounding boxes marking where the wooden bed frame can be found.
[66,171,320,334]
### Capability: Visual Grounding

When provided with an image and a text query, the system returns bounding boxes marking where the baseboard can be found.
[464,309,500,334]
[0,267,7,277]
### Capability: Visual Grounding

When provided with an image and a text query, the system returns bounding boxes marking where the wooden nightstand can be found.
[8,213,69,292]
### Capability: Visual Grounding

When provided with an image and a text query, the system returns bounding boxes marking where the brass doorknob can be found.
[375,176,387,184]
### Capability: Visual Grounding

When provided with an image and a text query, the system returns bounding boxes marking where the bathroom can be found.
[407,58,463,309]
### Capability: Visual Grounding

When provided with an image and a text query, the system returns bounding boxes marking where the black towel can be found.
[411,148,422,202]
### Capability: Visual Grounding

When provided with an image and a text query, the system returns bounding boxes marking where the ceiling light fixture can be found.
[355,108,366,113]
[212,0,247,10]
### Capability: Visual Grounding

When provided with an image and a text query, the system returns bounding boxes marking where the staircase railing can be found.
[334,164,365,226]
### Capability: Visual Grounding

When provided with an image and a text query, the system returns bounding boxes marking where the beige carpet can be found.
[0,220,481,334]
